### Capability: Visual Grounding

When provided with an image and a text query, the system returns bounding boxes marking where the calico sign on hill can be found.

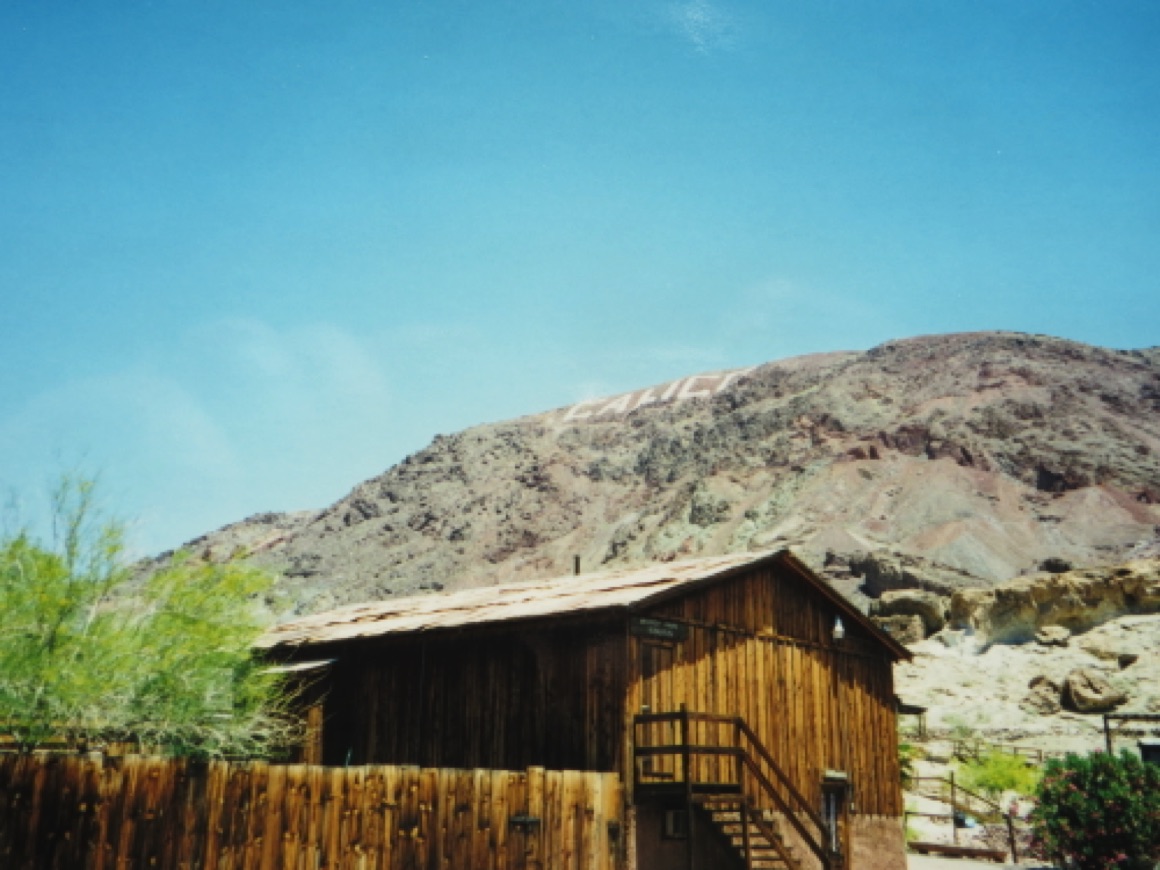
[557,367,756,424]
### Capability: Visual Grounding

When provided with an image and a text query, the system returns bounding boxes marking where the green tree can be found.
[1030,750,1160,870]
[0,476,298,757]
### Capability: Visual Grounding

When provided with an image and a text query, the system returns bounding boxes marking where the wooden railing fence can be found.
[950,739,1048,765]
[0,753,624,870]
[633,709,836,870]
[906,775,1020,862]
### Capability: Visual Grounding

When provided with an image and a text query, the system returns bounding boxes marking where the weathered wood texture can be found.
[320,625,626,773]
[632,567,904,817]
[306,563,902,818]
[283,554,902,823]
[0,754,624,870]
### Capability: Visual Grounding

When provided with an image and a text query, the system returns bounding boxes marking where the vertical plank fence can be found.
[0,754,624,870]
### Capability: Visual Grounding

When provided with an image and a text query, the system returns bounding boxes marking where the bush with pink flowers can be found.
[1030,750,1160,870]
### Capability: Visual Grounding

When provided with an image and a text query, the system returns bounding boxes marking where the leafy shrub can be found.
[957,749,1040,798]
[1030,750,1160,870]
[0,476,299,758]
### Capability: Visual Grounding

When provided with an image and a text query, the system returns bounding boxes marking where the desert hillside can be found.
[170,331,1160,615]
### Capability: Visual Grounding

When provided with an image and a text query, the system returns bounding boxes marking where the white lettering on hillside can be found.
[559,367,756,424]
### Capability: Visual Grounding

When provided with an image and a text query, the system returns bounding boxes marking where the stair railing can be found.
[634,709,838,870]
[733,716,837,870]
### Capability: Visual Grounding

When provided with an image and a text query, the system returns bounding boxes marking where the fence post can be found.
[950,771,958,845]
[681,704,695,870]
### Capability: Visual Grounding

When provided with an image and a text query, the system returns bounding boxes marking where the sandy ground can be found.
[908,855,1049,870]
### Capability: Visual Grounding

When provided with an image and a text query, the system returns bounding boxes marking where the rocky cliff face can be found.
[948,557,1160,645]
[172,332,1160,615]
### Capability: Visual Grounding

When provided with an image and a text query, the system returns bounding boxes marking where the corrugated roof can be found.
[258,550,782,650]
[257,548,911,660]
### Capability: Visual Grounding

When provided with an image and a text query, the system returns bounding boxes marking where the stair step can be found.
[745,854,789,867]
[727,843,782,857]
[705,812,779,825]
[725,839,795,858]
[720,833,777,845]
[694,795,745,808]
[705,813,799,865]
[714,817,787,838]
[719,826,786,846]
[680,750,806,870]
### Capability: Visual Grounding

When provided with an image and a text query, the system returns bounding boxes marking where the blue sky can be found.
[1,1,1157,555]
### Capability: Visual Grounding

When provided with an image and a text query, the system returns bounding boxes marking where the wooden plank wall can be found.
[0,754,624,870]
[322,626,625,773]
[633,567,904,817]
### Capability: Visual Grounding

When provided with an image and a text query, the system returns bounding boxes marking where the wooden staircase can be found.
[697,794,799,870]
[634,709,843,870]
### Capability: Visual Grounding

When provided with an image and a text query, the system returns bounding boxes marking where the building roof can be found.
[258,548,910,660]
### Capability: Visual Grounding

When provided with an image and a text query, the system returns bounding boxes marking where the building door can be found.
[641,641,675,714]
[821,776,851,866]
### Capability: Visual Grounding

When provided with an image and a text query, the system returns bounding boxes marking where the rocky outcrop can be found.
[894,563,1160,748]
[896,609,1160,739]
[948,559,1160,646]
[874,589,948,635]
[845,553,977,597]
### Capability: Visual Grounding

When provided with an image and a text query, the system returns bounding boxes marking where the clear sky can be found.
[1,1,1157,555]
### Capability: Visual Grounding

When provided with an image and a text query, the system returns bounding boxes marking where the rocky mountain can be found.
[174,331,1160,616]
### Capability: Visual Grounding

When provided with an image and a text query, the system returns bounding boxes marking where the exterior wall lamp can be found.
[833,616,845,642]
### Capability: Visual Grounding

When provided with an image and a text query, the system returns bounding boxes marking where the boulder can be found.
[1061,668,1127,713]
[872,614,925,645]
[1019,675,1062,715]
[850,554,912,596]
[848,553,961,597]
[1034,626,1071,647]
[877,589,948,635]
[1077,618,1156,668]
[1021,684,1061,715]
[1079,640,1141,669]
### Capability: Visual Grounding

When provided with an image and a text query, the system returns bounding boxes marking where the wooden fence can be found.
[950,739,1049,765]
[0,754,624,870]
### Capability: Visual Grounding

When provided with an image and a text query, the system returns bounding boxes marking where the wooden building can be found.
[259,549,911,870]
